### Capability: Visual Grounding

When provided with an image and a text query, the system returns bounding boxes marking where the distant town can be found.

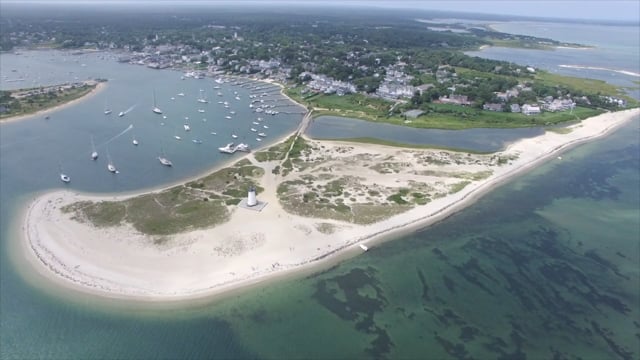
[1,7,633,126]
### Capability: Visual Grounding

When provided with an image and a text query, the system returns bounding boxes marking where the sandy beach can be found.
[0,81,107,124]
[19,108,639,301]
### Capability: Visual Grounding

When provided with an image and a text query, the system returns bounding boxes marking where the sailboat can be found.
[197,89,208,103]
[106,148,117,173]
[152,90,163,114]
[158,148,173,166]
[132,133,139,146]
[104,98,112,115]
[59,163,70,183]
[90,135,99,160]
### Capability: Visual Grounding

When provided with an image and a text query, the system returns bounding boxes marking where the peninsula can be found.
[0,80,106,122]
[21,108,638,300]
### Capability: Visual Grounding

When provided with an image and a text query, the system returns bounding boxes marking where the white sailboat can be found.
[106,148,117,173]
[218,142,235,153]
[132,135,139,146]
[59,163,70,183]
[60,173,71,183]
[197,89,208,103]
[152,90,163,114]
[90,135,98,160]
[104,98,112,115]
[158,148,173,166]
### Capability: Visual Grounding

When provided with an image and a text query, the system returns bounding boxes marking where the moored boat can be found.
[158,147,172,166]
[218,142,235,153]
[90,135,99,160]
[152,90,163,114]
[60,173,71,183]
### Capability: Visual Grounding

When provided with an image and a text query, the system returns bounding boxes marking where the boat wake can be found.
[98,124,134,147]
[122,104,137,115]
[558,64,640,77]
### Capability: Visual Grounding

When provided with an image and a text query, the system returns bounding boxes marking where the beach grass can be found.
[61,159,266,235]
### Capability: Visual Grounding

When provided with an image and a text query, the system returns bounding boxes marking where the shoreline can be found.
[16,108,639,303]
[0,81,107,124]
[21,110,638,302]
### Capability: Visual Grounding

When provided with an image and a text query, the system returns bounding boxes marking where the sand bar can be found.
[19,108,639,301]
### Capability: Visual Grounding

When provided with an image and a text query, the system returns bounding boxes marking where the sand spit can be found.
[1,81,107,124]
[20,108,639,301]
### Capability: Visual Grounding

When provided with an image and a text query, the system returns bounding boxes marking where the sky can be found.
[2,0,639,22]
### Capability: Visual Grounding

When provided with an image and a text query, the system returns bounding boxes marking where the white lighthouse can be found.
[247,186,257,207]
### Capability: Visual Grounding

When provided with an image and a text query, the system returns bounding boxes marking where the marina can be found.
[0,48,306,191]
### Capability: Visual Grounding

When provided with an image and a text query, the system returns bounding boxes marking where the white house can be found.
[522,104,541,116]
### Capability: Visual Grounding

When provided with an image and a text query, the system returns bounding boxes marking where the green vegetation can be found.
[297,93,606,130]
[124,187,229,235]
[314,222,337,234]
[449,181,472,194]
[62,200,126,227]
[61,159,265,236]
[535,72,636,104]
[413,106,603,129]
[61,186,230,235]
[254,136,297,162]
[0,83,96,120]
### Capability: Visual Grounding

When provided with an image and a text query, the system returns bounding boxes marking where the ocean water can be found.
[1,22,639,360]
[212,118,639,359]
[466,22,640,98]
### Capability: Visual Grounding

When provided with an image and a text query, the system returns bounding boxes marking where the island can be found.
[21,107,638,300]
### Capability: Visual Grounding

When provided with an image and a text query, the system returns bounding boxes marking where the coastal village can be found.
[116,43,628,118]
[3,18,629,122]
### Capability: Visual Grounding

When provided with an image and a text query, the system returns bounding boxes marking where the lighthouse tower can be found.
[247,186,257,207]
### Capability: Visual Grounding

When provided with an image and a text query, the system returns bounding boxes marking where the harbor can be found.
[0,49,304,191]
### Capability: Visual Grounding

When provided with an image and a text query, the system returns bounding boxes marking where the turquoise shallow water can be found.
[1,22,639,359]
